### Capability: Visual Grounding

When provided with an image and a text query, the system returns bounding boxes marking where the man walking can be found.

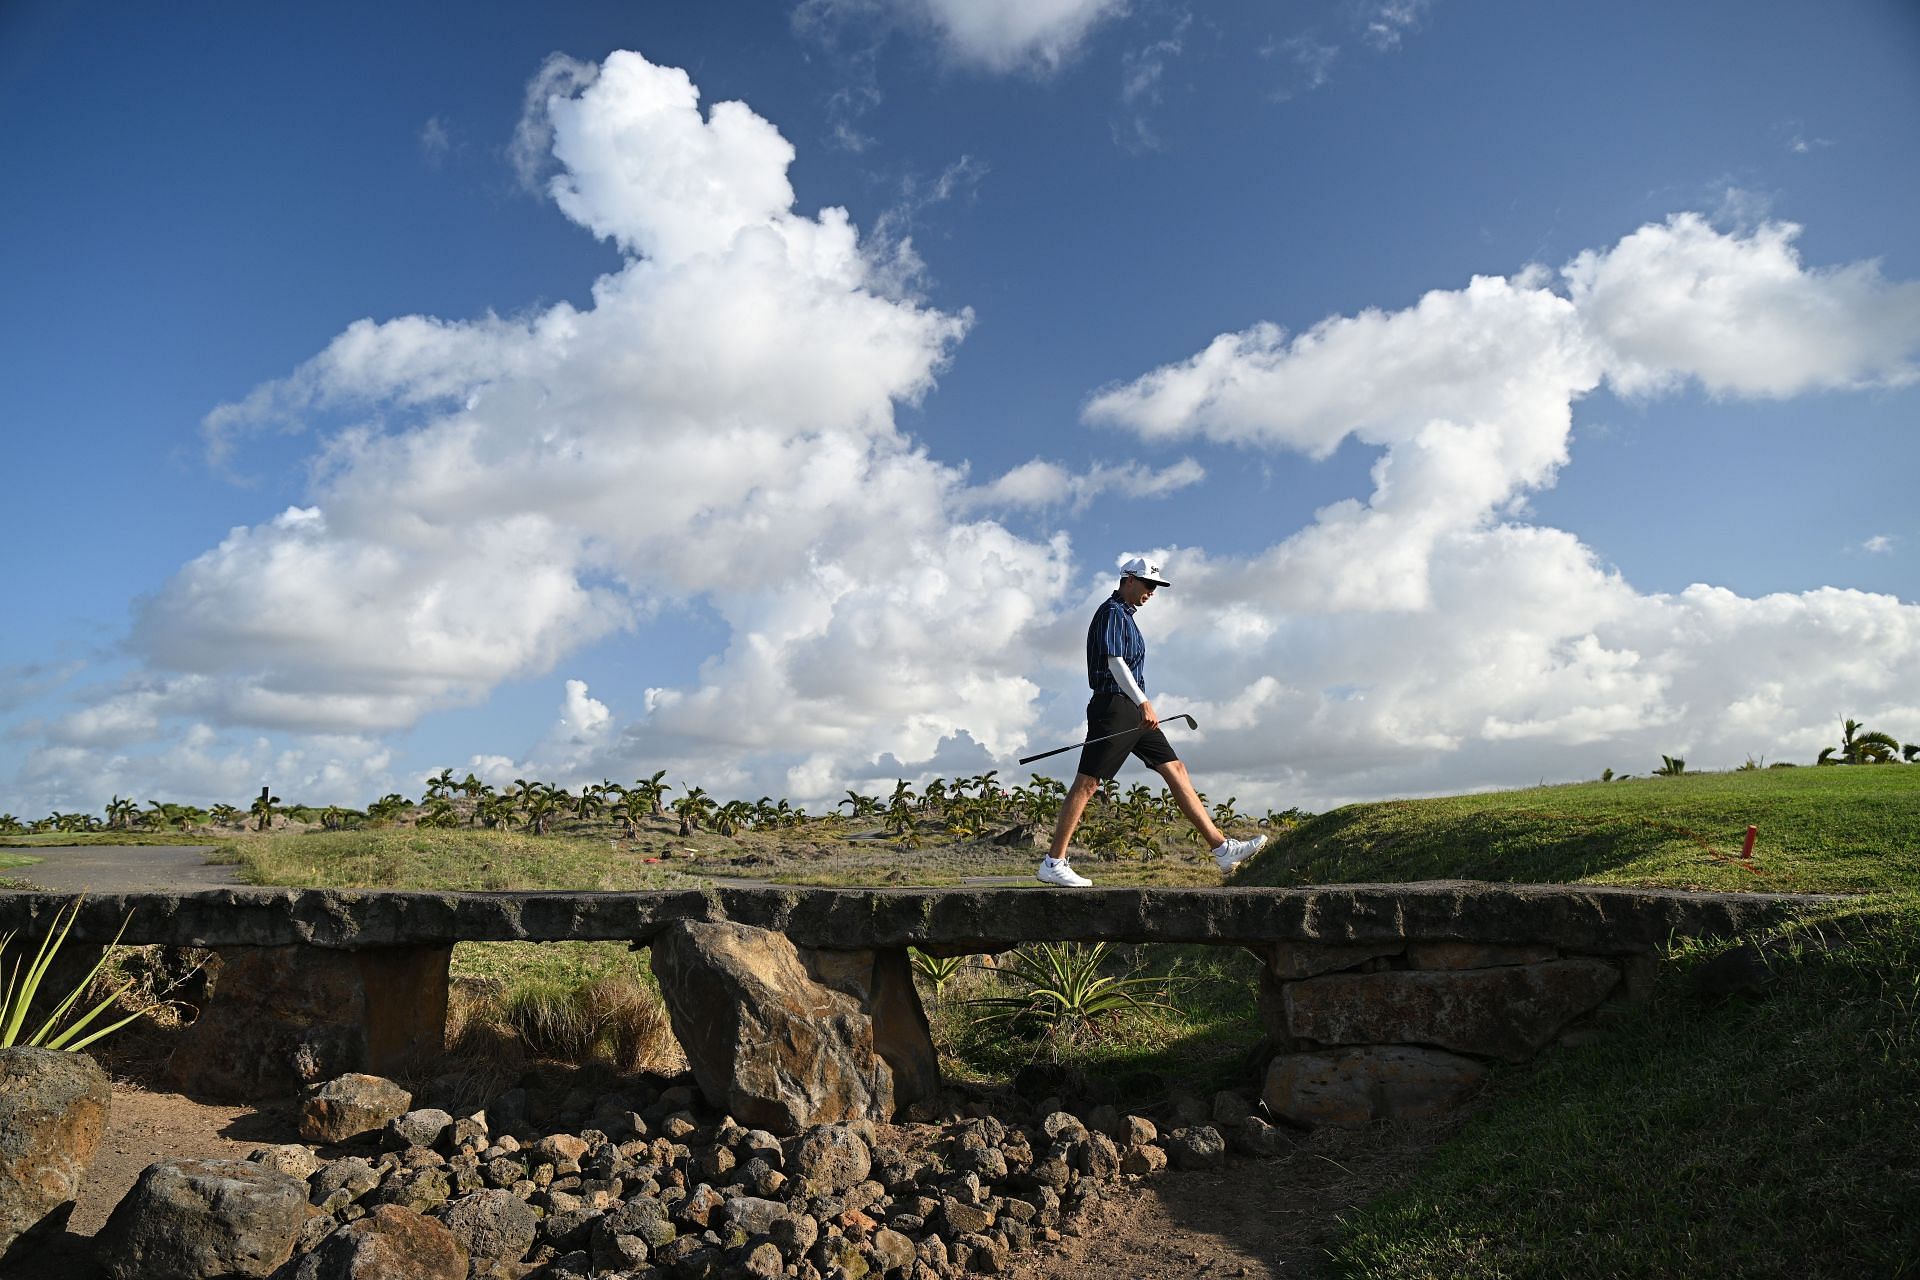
[1037,557,1265,887]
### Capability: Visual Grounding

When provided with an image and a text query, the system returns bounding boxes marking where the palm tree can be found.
[459,772,486,798]
[839,790,880,819]
[367,793,411,821]
[418,800,458,829]
[103,795,138,830]
[475,792,515,830]
[672,788,715,837]
[424,768,456,800]
[523,788,559,835]
[0,814,23,835]
[208,803,240,828]
[249,787,281,831]
[633,770,671,817]
[1653,755,1686,776]
[714,800,755,837]
[573,787,604,822]
[1840,718,1900,764]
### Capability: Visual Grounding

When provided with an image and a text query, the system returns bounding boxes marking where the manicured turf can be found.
[1233,765,1920,894]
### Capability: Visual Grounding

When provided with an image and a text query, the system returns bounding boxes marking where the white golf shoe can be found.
[1036,858,1093,887]
[1212,834,1266,872]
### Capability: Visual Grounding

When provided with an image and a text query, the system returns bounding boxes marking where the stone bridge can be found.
[0,883,1835,1130]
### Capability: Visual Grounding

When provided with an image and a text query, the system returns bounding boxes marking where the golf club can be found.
[1017,713,1199,765]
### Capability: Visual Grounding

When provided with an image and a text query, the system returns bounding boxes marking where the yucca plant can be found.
[966,941,1175,1039]
[910,949,965,1000]
[1,895,146,1052]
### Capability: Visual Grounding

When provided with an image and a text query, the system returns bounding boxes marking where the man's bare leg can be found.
[1046,773,1104,861]
[1152,760,1227,848]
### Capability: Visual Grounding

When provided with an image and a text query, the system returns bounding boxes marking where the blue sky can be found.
[3,0,1917,818]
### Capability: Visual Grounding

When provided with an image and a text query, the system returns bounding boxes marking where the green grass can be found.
[1235,766,1920,893]
[1332,904,1920,1279]
[216,827,709,891]
[0,853,39,871]
[1223,766,1920,1278]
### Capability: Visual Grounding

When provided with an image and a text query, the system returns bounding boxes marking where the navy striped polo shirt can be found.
[1086,592,1147,695]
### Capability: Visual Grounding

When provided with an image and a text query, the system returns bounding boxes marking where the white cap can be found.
[1118,556,1170,587]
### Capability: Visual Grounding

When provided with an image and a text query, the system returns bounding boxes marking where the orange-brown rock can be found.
[0,1047,110,1259]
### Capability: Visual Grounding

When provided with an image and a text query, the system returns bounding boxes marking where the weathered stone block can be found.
[166,944,450,1100]
[1281,958,1619,1061]
[1404,941,1556,969]
[1264,1047,1486,1127]
[0,1046,110,1259]
[650,920,903,1133]
[1265,941,1401,980]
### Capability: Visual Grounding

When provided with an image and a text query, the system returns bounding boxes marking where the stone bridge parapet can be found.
[0,883,1840,1130]
[0,880,1832,952]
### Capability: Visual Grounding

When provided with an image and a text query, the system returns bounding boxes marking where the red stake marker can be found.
[1741,825,1758,860]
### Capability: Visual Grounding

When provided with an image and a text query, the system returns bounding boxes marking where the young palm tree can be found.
[418,800,458,829]
[103,795,138,830]
[633,770,671,817]
[1840,718,1900,764]
[672,789,715,837]
[424,768,456,800]
[248,788,281,831]
[523,788,560,836]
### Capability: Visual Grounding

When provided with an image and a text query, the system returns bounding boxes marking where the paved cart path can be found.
[0,844,244,893]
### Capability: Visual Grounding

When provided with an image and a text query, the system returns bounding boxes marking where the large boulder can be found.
[650,921,923,1133]
[1264,1046,1487,1127]
[1276,959,1620,1062]
[299,1074,414,1144]
[0,1046,111,1258]
[288,1204,466,1280]
[93,1157,312,1279]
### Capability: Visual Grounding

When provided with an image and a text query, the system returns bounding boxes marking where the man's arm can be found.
[1107,656,1159,728]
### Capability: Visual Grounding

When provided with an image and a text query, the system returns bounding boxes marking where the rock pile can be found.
[88,1072,1291,1279]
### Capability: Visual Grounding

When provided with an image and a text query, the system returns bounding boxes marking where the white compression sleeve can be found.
[1107,655,1147,707]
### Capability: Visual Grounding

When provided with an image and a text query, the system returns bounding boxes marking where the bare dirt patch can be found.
[1016,1123,1457,1280]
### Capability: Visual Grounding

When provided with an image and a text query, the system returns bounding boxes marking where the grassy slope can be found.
[1233,765,1920,894]
[1227,767,1920,1279]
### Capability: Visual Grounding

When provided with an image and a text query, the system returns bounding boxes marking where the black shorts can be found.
[1075,692,1180,781]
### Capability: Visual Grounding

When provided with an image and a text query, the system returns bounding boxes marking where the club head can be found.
[1171,714,1197,731]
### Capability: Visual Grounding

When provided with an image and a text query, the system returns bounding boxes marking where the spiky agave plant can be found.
[966,941,1175,1040]
[1,896,146,1052]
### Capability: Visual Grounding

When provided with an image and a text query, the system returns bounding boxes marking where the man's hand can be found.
[1138,699,1160,730]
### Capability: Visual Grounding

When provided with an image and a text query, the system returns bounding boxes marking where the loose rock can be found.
[0,1046,110,1257]
[94,1157,311,1280]
[299,1075,413,1145]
